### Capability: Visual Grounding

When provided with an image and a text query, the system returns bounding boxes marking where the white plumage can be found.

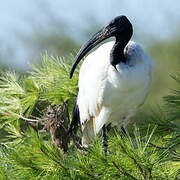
[69,16,153,148]
[77,41,153,145]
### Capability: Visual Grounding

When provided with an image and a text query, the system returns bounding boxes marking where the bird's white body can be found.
[77,41,153,145]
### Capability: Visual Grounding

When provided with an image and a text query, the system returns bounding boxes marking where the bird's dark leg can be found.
[102,125,108,157]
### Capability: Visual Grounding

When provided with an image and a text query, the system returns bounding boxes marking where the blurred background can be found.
[0,0,180,110]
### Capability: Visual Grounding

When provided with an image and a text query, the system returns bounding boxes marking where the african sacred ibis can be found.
[69,15,153,155]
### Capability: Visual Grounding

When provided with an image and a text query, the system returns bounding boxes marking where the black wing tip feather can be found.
[68,98,80,136]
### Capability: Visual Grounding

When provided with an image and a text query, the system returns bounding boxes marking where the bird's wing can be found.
[77,41,115,136]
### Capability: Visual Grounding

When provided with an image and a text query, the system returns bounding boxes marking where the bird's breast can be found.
[100,60,152,108]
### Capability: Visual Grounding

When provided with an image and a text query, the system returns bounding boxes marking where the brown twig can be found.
[118,142,146,179]
[112,161,138,180]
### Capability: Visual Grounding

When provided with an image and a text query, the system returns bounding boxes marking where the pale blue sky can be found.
[0,0,180,69]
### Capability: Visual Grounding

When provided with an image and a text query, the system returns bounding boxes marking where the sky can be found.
[0,0,180,69]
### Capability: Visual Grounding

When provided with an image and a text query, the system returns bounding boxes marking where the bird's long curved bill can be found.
[69,27,112,79]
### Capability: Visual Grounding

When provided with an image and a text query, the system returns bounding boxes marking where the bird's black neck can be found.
[110,39,128,68]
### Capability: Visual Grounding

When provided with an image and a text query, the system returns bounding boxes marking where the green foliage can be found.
[0,54,179,179]
[164,73,180,122]
[31,53,79,105]
[0,54,79,128]
[0,126,179,179]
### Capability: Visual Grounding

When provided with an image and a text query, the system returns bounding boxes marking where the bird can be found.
[69,15,153,155]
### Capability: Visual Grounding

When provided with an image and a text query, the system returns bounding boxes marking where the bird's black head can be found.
[107,16,133,42]
[70,15,133,78]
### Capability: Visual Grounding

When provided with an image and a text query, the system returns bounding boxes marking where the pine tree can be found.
[0,54,179,179]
